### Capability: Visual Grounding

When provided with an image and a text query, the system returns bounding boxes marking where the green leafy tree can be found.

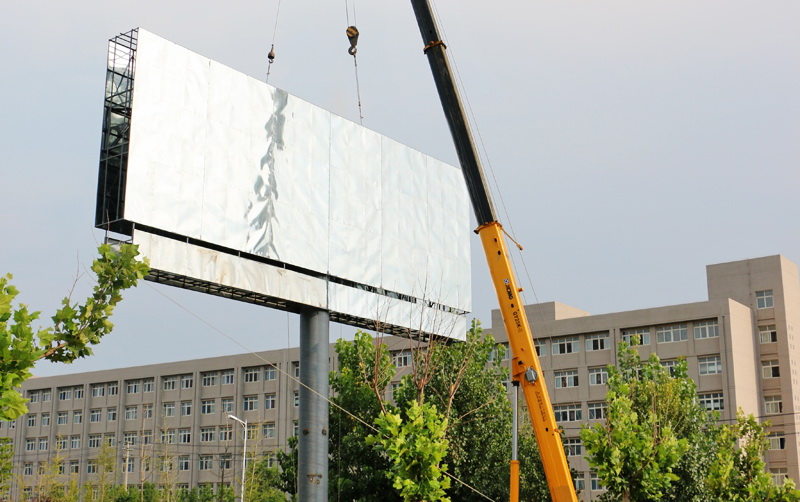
[367,400,451,502]
[274,436,298,500]
[0,438,13,498]
[245,457,289,502]
[581,343,691,502]
[0,243,148,420]
[328,331,399,501]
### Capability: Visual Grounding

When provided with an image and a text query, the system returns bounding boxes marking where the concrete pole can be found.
[298,308,330,502]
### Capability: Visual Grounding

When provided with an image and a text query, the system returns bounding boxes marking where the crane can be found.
[408,1,579,501]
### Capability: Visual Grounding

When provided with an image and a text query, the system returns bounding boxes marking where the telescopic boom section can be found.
[408,1,578,500]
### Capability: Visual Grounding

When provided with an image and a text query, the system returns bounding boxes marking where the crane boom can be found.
[408,1,578,500]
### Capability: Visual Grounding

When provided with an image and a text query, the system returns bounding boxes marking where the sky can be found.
[1,1,798,377]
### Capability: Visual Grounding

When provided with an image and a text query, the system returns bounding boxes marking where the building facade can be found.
[488,254,800,498]
[2,254,798,500]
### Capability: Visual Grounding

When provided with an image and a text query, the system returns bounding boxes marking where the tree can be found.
[328,331,400,501]
[0,243,148,420]
[581,343,692,501]
[367,400,451,502]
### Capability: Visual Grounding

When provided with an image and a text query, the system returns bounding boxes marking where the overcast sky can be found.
[1,1,797,377]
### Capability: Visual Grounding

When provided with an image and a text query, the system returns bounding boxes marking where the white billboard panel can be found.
[97,29,470,338]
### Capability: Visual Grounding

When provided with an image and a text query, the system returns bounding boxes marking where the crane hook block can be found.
[346,26,359,56]
[268,45,276,63]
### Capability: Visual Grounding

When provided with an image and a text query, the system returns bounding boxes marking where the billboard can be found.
[96,29,471,338]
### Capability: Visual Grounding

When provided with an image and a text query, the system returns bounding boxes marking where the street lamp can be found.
[227,414,247,502]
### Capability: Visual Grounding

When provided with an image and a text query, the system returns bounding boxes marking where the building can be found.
[2,254,798,500]
[488,254,799,498]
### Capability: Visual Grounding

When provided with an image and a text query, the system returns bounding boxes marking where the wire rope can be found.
[265,0,282,84]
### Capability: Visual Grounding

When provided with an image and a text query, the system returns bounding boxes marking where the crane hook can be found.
[268,44,275,64]
[346,26,359,56]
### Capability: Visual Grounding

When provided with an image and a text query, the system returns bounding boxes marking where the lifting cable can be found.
[345,0,364,124]
[265,0,283,84]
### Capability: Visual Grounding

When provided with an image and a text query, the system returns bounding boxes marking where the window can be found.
[555,370,579,388]
[585,333,610,351]
[554,404,582,422]
[199,456,213,471]
[91,384,105,397]
[263,422,276,439]
[222,397,234,413]
[265,393,277,410]
[178,456,190,471]
[28,390,40,403]
[143,403,154,418]
[39,437,48,450]
[107,407,117,421]
[87,460,98,474]
[125,457,134,473]
[201,372,218,387]
[71,435,80,449]
[123,432,137,446]
[762,360,780,379]
[25,438,35,451]
[622,328,650,346]
[126,380,140,394]
[23,462,33,476]
[73,410,82,424]
[56,437,68,450]
[219,426,233,442]
[661,359,679,377]
[492,343,511,361]
[657,324,688,343]
[125,406,137,420]
[42,390,51,401]
[694,320,719,339]
[59,388,72,401]
[201,399,216,415]
[293,362,301,378]
[73,386,84,399]
[163,402,175,417]
[565,437,582,456]
[180,375,193,389]
[244,395,258,411]
[163,376,177,391]
[764,395,782,415]
[293,420,299,437]
[90,409,102,423]
[771,468,788,485]
[769,433,786,450]
[69,460,79,474]
[41,413,49,426]
[57,412,68,425]
[244,367,260,383]
[589,367,608,386]
[760,325,778,344]
[105,433,116,446]
[699,356,722,375]
[220,455,232,470]
[247,423,258,440]
[393,351,412,368]
[294,391,300,406]
[552,336,580,355]
[222,369,234,385]
[27,415,36,427]
[201,427,216,442]
[161,429,176,444]
[180,401,192,416]
[88,435,101,448]
[591,472,603,491]
[699,392,724,411]
[107,382,118,396]
[756,290,774,309]
[265,366,277,381]
[588,402,608,420]
[142,378,154,392]
[178,429,191,444]
[534,339,546,357]
[142,430,153,445]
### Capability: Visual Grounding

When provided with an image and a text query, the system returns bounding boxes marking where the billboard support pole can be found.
[298,308,330,502]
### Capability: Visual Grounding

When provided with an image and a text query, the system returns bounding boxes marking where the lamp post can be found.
[227,414,247,502]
